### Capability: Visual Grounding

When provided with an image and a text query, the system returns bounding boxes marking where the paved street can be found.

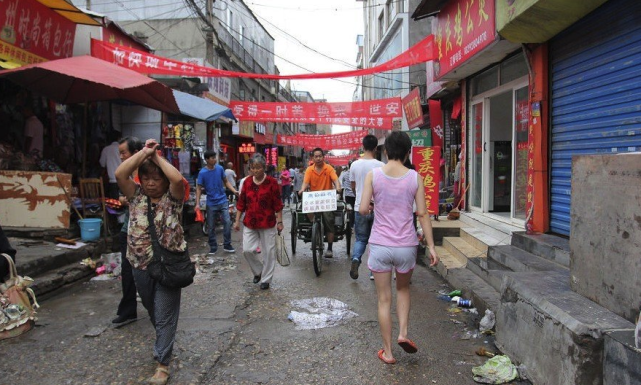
[0,211,511,385]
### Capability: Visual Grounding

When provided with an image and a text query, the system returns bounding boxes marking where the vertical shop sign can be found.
[525,101,539,228]
[412,146,441,215]
[264,147,278,167]
[402,88,424,129]
[0,0,77,65]
[434,0,496,78]
[429,100,444,149]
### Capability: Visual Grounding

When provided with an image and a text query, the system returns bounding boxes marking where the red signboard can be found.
[0,0,77,65]
[402,88,424,129]
[264,147,278,167]
[277,130,368,151]
[325,154,357,166]
[429,100,444,149]
[92,35,435,80]
[434,0,496,78]
[238,143,255,153]
[412,146,441,215]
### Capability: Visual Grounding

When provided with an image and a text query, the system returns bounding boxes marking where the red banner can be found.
[402,88,424,129]
[429,100,444,149]
[230,99,401,129]
[412,146,441,215]
[0,0,77,65]
[434,0,496,78]
[278,131,368,151]
[91,35,435,80]
[325,154,358,166]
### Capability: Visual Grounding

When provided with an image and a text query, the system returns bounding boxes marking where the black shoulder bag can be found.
[146,196,195,288]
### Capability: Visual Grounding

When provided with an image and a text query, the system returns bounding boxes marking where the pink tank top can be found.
[368,168,419,247]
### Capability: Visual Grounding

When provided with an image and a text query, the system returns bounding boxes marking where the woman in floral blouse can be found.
[233,153,284,290]
[115,139,185,385]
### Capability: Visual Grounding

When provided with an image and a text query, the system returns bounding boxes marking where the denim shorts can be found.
[367,244,417,274]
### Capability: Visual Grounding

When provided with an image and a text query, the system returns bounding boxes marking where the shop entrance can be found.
[469,80,528,224]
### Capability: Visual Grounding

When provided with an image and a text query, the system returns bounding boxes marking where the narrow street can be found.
[0,212,511,385]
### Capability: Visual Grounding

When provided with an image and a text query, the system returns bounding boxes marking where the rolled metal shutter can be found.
[549,0,641,236]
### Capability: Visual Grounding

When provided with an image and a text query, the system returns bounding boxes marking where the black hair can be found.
[118,136,143,154]
[384,131,412,161]
[204,150,216,159]
[311,148,324,156]
[362,134,378,151]
[403,158,415,170]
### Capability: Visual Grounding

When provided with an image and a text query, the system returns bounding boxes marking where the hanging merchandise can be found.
[91,35,435,80]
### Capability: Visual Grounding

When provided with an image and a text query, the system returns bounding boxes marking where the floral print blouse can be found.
[126,186,186,269]
[236,176,283,229]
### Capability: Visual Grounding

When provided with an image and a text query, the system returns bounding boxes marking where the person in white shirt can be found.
[100,133,122,199]
[22,105,44,157]
[349,134,385,280]
[225,162,238,202]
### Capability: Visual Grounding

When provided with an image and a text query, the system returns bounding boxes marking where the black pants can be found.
[345,196,356,228]
[117,232,137,317]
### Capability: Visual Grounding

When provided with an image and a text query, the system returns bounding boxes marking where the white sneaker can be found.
[369,271,374,280]
[324,250,333,258]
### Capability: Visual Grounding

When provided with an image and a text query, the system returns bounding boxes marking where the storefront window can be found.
[513,86,529,219]
[501,54,528,85]
[470,67,498,97]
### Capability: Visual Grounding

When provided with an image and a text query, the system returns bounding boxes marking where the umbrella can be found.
[172,90,236,122]
[0,55,179,114]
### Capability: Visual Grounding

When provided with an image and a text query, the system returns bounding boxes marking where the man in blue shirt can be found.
[196,150,239,255]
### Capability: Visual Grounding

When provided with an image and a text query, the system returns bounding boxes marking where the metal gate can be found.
[549,0,641,236]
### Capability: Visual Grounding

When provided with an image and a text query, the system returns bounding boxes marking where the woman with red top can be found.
[233,153,284,290]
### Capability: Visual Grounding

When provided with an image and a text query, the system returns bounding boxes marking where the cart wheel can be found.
[311,220,323,277]
[290,211,297,254]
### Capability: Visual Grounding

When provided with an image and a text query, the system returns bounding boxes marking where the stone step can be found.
[31,263,95,300]
[488,245,568,273]
[460,227,507,253]
[433,246,466,278]
[466,256,510,292]
[496,270,634,385]
[459,211,521,243]
[511,231,570,267]
[443,236,486,263]
[604,329,641,385]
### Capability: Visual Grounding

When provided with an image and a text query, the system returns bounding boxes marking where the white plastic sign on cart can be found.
[302,190,337,213]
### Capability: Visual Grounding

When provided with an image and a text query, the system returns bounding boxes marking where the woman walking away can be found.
[234,153,284,290]
[359,131,439,365]
[115,139,186,384]
[280,167,292,206]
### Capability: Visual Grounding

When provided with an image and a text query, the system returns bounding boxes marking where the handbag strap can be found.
[146,195,160,244]
[1,253,17,281]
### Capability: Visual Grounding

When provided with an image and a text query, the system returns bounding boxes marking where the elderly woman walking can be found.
[359,131,439,365]
[233,153,284,290]
[115,139,186,384]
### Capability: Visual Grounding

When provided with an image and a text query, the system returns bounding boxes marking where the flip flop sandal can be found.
[378,349,396,364]
[397,338,418,354]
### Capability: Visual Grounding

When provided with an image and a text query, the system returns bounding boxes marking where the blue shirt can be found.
[197,165,228,206]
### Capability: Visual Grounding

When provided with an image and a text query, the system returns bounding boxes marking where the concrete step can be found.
[460,227,506,253]
[459,211,521,243]
[488,245,567,273]
[443,236,486,262]
[31,263,95,299]
[511,231,570,267]
[433,246,466,278]
[466,256,510,292]
[496,270,634,385]
[604,329,641,385]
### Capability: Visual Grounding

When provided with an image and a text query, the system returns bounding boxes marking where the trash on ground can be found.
[448,289,462,297]
[461,330,481,340]
[479,309,496,333]
[89,275,114,281]
[476,347,495,357]
[84,325,107,337]
[287,297,358,330]
[472,355,518,384]
[80,258,98,269]
[100,252,121,276]
[456,298,473,308]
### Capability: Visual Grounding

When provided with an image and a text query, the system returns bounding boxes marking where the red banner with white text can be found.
[402,88,424,129]
[412,146,441,215]
[325,154,358,166]
[278,131,368,151]
[230,99,401,129]
[91,35,435,80]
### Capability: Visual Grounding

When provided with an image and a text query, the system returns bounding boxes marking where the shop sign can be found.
[0,0,77,65]
[429,100,444,149]
[412,146,441,215]
[239,121,253,138]
[255,123,266,135]
[407,129,432,147]
[434,0,496,78]
[238,143,255,153]
[402,88,424,129]
[264,147,278,167]
[205,74,231,105]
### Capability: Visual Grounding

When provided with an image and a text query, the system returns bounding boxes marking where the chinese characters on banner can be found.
[302,190,337,214]
[434,0,496,78]
[91,35,435,80]
[264,147,278,167]
[429,100,444,148]
[0,0,77,65]
[230,99,401,130]
[238,143,255,153]
[525,102,539,228]
[277,130,368,151]
[325,154,358,166]
[402,88,424,129]
[412,146,441,215]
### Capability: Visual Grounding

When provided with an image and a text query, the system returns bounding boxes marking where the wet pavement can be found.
[0,208,524,385]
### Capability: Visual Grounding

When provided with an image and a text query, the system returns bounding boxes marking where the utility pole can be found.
[205,0,214,66]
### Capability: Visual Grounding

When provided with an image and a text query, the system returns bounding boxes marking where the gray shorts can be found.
[367,244,417,274]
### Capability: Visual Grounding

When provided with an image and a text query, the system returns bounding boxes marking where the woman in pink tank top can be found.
[359,131,439,365]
